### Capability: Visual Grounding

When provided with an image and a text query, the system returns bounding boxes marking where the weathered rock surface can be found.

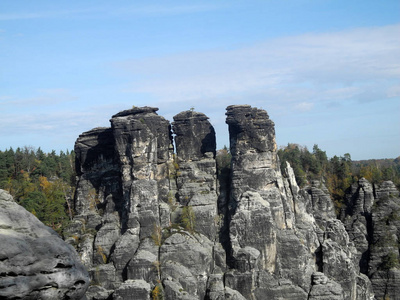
[309,272,344,300]
[0,189,89,299]
[67,105,398,299]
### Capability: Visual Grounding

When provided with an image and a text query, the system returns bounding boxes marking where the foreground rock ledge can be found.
[0,189,89,300]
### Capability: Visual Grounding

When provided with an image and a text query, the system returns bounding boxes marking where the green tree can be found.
[152,283,164,300]
[19,190,47,219]
[278,144,306,186]
[39,176,70,234]
[181,206,196,233]
[0,147,75,234]
[380,251,400,271]
[216,145,231,175]
[151,223,163,246]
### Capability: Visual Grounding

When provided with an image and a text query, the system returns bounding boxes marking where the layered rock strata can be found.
[66,105,398,300]
[0,189,89,299]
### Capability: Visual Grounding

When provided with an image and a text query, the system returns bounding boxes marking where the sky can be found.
[1,0,399,160]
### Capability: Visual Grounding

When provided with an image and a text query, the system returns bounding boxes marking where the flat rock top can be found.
[77,127,110,137]
[173,110,210,121]
[226,104,252,109]
[226,105,272,124]
[112,106,159,118]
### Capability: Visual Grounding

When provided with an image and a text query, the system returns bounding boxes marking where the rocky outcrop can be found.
[67,107,229,300]
[0,189,89,299]
[341,178,400,299]
[172,111,219,240]
[343,179,400,299]
[67,105,398,299]
[369,181,400,300]
[224,105,374,300]
[225,105,314,298]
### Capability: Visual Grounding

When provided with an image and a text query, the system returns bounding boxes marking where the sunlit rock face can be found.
[225,105,316,299]
[66,105,398,300]
[0,189,89,300]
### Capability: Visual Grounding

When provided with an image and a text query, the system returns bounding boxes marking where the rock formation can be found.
[342,179,400,299]
[66,105,398,299]
[0,189,89,299]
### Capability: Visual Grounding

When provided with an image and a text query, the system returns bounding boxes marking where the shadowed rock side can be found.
[0,189,89,300]
[66,105,398,300]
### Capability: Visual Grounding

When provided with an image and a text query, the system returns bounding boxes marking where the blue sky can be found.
[1,0,399,160]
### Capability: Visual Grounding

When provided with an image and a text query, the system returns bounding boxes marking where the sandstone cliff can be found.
[66,105,399,300]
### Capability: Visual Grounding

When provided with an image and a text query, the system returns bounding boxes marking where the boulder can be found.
[0,189,89,299]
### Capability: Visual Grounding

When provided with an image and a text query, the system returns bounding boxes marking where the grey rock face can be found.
[74,127,122,218]
[341,178,374,273]
[225,105,376,300]
[70,107,231,299]
[68,105,396,299]
[368,181,400,300]
[0,189,89,299]
[110,106,173,232]
[173,111,219,240]
[225,105,317,298]
[309,272,344,300]
[113,279,151,300]
[173,110,216,161]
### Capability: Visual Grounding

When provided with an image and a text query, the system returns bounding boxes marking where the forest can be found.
[1,145,399,235]
[0,146,75,234]
[277,144,400,212]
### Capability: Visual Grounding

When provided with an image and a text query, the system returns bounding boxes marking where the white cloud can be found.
[387,85,400,98]
[108,23,400,157]
[0,102,117,152]
[0,12,43,21]
[0,89,78,107]
[115,24,400,108]
[295,102,314,112]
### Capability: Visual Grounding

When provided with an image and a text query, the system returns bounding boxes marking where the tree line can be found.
[0,146,75,234]
[1,144,398,234]
[277,144,400,212]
